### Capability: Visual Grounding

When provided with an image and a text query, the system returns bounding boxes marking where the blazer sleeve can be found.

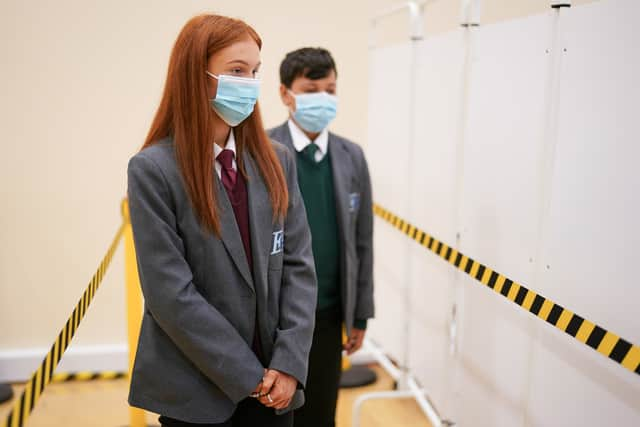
[354,145,375,321]
[268,146,318,387]
[127,153,264,404]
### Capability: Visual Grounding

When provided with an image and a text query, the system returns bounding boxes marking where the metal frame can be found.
[352,339,448,427]
[359,1,483,425]
[364,3,446,424]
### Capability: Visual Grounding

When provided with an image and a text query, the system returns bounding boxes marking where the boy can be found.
[268,47,374,427]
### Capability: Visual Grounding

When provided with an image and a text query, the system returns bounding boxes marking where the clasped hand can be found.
[250,369,297,410]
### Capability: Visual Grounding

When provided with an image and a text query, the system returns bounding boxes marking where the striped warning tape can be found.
[51,371,127,383]
[373,203,640,377]
[1,224,126,427]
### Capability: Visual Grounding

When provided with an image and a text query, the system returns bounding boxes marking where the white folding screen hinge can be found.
[460,0,481,27]
[408,1,425,41]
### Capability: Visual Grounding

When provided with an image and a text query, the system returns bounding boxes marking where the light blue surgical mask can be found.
[290,91,338,133]
[207,71,261,127]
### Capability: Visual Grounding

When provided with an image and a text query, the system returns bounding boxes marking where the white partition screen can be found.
[366,0,640,425]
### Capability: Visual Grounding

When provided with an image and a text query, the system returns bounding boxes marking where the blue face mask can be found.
[290,91,338,133]
[207,72,260,127]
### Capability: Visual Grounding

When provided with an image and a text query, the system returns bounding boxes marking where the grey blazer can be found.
[268,123,374,334]
[126,137,317,423]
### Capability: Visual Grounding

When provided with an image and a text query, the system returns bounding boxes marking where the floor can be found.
[0,365,430,426]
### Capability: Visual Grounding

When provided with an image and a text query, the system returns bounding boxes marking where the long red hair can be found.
[142,14,288,236]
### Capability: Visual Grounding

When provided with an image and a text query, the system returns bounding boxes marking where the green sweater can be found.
[296,148,341,312]
[295,146,368,330]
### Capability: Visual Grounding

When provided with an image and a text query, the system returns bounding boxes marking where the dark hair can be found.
[279,47,337,88]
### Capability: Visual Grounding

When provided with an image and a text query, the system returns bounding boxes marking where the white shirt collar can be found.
[287,119,329,162]
[214,130,236,159]
[214,130,237,178]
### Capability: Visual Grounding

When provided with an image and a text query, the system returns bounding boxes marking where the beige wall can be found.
[0,0,373,352]
[0,0,597,352]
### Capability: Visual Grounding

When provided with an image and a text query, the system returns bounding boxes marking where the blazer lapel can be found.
[244,152,273,301]
[329,135,350,246]
[215,174,255,292]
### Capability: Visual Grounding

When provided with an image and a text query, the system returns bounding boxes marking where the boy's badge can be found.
[349,192,361,212]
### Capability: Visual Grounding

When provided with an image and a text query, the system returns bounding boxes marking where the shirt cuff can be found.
[353,319,368,330]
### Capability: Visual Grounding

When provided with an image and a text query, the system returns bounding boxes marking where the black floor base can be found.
[339,365,378,388]
[0,383,14,403]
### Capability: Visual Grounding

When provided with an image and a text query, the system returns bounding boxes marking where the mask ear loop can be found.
[206,71,219,80]
[287,90,298,115]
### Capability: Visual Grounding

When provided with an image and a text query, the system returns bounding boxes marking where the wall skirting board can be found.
[0,344,128,383]
[0,344,376,383]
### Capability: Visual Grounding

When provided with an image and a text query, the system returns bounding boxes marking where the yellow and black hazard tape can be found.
[51,371,127,383]
[373,203,640,377]
[2,224,126,427]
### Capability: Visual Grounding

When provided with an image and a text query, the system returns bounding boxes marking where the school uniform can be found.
[268,121,375,427]
[126,131,317,425]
